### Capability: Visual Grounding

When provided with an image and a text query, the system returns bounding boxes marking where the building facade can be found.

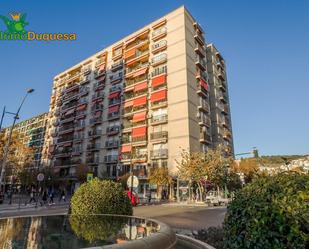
[206,44,234,155]
[41,6,234,193]
[2,112,48,168]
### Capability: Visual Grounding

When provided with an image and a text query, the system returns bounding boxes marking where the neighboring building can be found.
[1,112,48,168]
[206,44,234,155]
[41,6,234,193]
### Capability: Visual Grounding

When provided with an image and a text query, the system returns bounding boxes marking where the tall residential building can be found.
[41,6,234,192]
[1,112,48,168]
[206,44,234,155]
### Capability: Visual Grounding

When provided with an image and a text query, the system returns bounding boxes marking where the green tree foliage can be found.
[70,178,132,216]
[148,167,172,197]
[75,164,90,183]
[224,173,309,249]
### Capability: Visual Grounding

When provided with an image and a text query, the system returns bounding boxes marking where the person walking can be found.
[7,189,12,205]
[48,189,55,205]
[59,189,66,202]
[41,190,47,206]
[29,189,36,204]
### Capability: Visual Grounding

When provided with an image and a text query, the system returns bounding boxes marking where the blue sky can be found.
[0,0,308,156]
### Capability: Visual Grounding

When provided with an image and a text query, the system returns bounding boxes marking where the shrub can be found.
[224,173,309,249]
[70,178,132,216]
[195,227,224,249]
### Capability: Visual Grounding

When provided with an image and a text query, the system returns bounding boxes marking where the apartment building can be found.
[206,44,234,155]
[2,112,48,168]
[41,6,233,193]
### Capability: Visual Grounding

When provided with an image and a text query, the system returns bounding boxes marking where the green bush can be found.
[196,227,224,249]
[70,178,132,215]
[224,173,309,249]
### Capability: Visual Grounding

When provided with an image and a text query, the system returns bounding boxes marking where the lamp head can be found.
[27,89,34,93]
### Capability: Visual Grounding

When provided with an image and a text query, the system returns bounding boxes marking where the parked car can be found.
[0,190,4,204]
[205,191,230,206]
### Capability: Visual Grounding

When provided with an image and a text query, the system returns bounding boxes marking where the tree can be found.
[0,131,34,181]
[75,163,90,183]
[232,158,259,183]
[148,167,172,198]
[176,147,232,201]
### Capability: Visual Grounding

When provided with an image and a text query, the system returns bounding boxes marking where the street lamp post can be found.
[0,89,34,189]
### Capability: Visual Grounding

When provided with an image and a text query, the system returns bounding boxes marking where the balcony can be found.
[106,125,120,135]
[200,132,211,144]
[64,84,79,94]
[110,74,123,84]
[218,81,226,91]
[194,43,206,57]
[108,112,120,120]
[195,56,206,70]
[87,143,101,151]
[60,114,75,124]
[194,31,205,46]
[57,136,74,143]
[150,149,168,159]
[73,134,84,141]
[121,153,131,161]
[81,67,91,75]
[75,122,85,129]
[78,98,88,105]
[125,75,147,88]
[91,104,103,112]
[90,117,102,125]
[152,27,167,41]
[95,58,105,67]
[92,92,104,101]
[151,114,168,125]
[79,86,90,96]
[199,115,211,127]
[108,98,121,106]
[132,135,147,143]
[86,157,100,164]
[152,40,167,54]
[198,101,210,113]
[88,129,102,138]
[61,102,77,111]
[54,160,75,167]
[75,110,87,118]
[93,81,105,91]
[151,100,167,109]
[132,153,147,162]
[150,131,168,141]
[126,62,148,76]
[217,92,227,103]
[133,168,148,178]
[109,85,122,93]
[105,140,119,149]
[111,60,124,72]
[54,148,72,157]
[218,69,226,80]
[104,155,118,164]
[58,125,74,134]
[151,53,167,66]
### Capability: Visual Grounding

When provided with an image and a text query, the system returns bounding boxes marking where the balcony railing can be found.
[108,112,120,120]
[110,74,123,84]
[132,135,147,143]
[90,117,102,125]
[151,53,167,66]
[88,130,102,137]
[109,85,122,93]
[125,76,147,87]
[152,27,167,40]
[195,56,206,70]
[58,125,74,133]
[152,40,167,53]
[150,149,168,159]
[57,136,74,143]
[92,92,104,100]
[108,99,121,106]
[106,125,120,135]
[79,86,90,95]
[87,143,101,151]
[150,131,168,140]
[91,104,104,112]
[61,102,77,111]
[111,60,123,71]
[151,114,168,124]
[126,62,148,74]
[105,140,119,149]
[104,155,118,163]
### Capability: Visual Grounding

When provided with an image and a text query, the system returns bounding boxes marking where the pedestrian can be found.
[29,189,36,204]
[48,189,55,205]
[7,189,12,205]
[41,190,48,206]
[59,189,66,202]
[148,191,152,204]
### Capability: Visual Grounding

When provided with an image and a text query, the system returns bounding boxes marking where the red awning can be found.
[124,100,134,108]
[133,96,147,107]
[152,74,166,88]
[64,109,75,116]
[99,64,105,72]
[108,91,120,99]
[132,68,148,78]
[134,81,148,92]
[200,79,209,91]
[77,104,87,111]
[132,126,147,138]
[121,145,132,153]
[124,48,136,59]
[150,89,167,103]
[108,105,120,114]
[133,111,146,123]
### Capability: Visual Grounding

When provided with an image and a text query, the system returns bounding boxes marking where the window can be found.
[152,64,167,77]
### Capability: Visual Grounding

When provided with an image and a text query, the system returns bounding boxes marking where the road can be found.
[0,203,226,230]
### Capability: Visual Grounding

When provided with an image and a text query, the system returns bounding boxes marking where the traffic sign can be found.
[37,173,44,182]
[127,175,139,188]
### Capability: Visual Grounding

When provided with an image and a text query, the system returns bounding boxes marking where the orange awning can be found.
[133,96,147,107]
[108,91,120,99]
[134,81,148,92]
[133,68,148,78]
[132,126,146,138]
[200,79,209,91]
[124,48,136,59]
[121,145,132,153]
[124,100,134,108]
[108,105,120,114]
[133,111,146,123]
[77,104,87,111]
[150,89,167,103]
[152,74,166,88]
